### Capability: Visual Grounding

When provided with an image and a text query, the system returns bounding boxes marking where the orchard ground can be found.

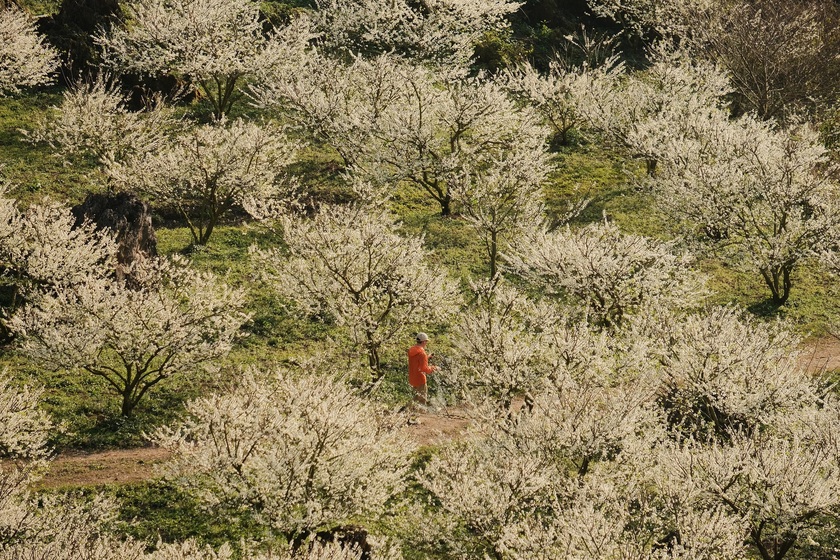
[5,1,840,557]
[37,406,471,489]
[36,326,840,491]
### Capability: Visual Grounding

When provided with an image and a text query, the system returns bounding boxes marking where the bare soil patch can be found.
[36,447,171,489]
[405,407,470,447]
[800,335,840,374]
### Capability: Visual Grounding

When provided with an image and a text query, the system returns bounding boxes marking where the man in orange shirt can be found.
[408,332,437,408]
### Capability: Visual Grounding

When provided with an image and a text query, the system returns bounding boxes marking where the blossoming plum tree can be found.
[314,0,520,68]
[507,219,705,328]
[502,50,624,146]
[0,190,116,314]
[154,365,413,543]
[30,75,177,171]
[363,75,549,216]
[254,204,456,379]
[249,52,408,169]
[111,118,300,245]
[10,255,249,417]
[0,6,57,96]
[653,116,840,305]
[98,0,313,118]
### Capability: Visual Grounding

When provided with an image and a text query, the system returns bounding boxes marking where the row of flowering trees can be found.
[5,227,840,559]
[0,366,403,559]
[18,0,838,303]
[4,0,840,558]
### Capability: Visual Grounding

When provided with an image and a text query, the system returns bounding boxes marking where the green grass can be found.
[20,0,61,15]
[546,146,671,236]
[702,257,840,339]
[112,482,272,552]
[5,70,840,560]
[0,91,104,205]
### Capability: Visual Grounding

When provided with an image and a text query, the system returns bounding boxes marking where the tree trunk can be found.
[368,346,380,375]
[121,382,138,417]
[121,395,135,417]
[489,230,498,280]
[366,332,381,378]
[200,75,241,120]
[752,528,796,560]
[578,456,591,478]
[198,219,215,245]
[760,265,792,305]
[72,192,157,286]
[780,267,792,305]
[440,193,451,216]
[190,201,218,245]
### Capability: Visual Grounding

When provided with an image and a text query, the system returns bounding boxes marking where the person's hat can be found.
[416,332,429,342]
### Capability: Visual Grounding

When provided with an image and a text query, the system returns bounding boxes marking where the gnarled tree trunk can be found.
[72,192,157,286]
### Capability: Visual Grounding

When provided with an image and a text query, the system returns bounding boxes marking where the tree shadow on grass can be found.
[747,298,785,319]
[47,374,210,451]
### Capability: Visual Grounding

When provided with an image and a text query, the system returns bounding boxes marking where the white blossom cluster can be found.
[502,49,625,146]
[154,364,413,540]
[0,193,116,299]
[0,7,57,96]
[254,204,456,377]
[35,86,300,246]
[0,363,403,559]
[314,0,520,67]
[251,50,551,223]
[585,0,715,41]
[249,52,413,168]
[0,185,248,418]
[97,0,314,118]
[5,0,840,558]
[28,75,178,168]
[359,75,550,218]
[0,375,148,558]
[653,115,840,304]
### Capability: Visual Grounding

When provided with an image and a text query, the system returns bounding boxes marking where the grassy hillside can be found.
[3,88,840,451]
[4,2,840,558]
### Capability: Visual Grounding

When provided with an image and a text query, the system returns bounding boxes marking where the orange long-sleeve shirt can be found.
[408,344,434,388]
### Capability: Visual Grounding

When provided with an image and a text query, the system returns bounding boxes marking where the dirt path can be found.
[36,408,470,489]
[405,407,470,447]
[36,336,840,490]
[800,335,840,373]
[36,447,172,489]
